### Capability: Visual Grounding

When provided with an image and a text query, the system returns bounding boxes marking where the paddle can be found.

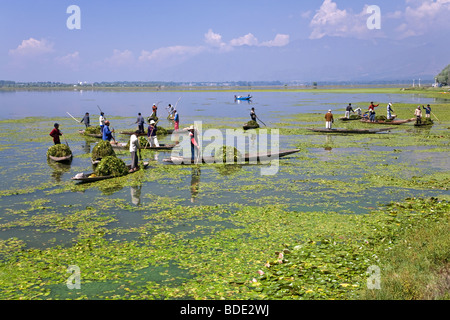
[256,115,267,127]
[67,112,81,123]
[431,111,439,122]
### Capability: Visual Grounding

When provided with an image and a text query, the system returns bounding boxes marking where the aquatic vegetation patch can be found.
[95,156,128,177]
[46,144,72,158]
[91,141,116,160]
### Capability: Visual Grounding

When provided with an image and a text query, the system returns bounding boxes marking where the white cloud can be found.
[229,33,259,47]
[9,38,54,57]
[260,34,290,47]
[139,45,205,65]
[395,0,450,38]
[309,0,379,40]
[104,49,134,67]
[55,51,80,70]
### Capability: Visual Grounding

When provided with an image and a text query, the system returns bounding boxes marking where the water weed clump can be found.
[95,156,128,177]
[46,144,72,158]
[92,141,116,161]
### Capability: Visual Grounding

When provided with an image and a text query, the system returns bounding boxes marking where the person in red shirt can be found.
[368,102,379,122]
[49,123,62,145]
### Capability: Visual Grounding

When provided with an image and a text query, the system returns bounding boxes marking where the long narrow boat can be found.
[71,162,149,183]
[339,116,363,121]
[48,154,73,163]
[243,122,260,130]
[78,130,102,139]
[307,127,394,134]
[110,141,177,150]
[163,149,300,165]
[359,118,415,125]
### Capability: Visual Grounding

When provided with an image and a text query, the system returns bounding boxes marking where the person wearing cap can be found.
[345,103,354,119]
[387,103,395,120]
[147,120,159,147]
[325,110,334,129]
[49,123,62,145]
[414,106,422,125]
[136,112,145,133]
[99,112,106,133]
[189,126,199,162]
[424,104,431,118]
[102,120,115,142]
[80,112,90,128]
[129,130,140,173]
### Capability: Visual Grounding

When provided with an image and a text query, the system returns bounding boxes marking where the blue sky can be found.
[1,0,449,83]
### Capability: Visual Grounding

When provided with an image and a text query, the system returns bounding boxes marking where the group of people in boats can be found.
[324,102,433,129]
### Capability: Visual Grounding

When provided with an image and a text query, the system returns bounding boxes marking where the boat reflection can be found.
[130,185,142,206]
[190,167,201,203]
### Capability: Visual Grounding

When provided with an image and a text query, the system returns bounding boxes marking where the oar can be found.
[256,115,267,127]
[97,105,103,114]
[431,111,439,121]
[67,112,81,123]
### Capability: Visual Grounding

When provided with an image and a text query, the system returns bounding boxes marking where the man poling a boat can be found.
[345,103,354,119]
[80,112,90,128]
[188,125,200,163]
[387,103,395,120]
[147,120,159,147]
[136,112,146,133]
[49,123,63,145]
[99,112,106,133]
[129,130,140,173]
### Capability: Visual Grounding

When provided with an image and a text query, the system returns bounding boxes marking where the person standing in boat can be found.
[147,120,160,147]
[368,102,379,122]
[354,107,362,117]
[250,108,257,122]
[80,112,90,128]
[102,120,116,143]
[129,130,140,173]
[325,110,334,129]
[414,106,422,125]
[49,123,62,145]
[345,103,354,119]
[188,125,200,163]
[387,103,395,120]
[173,109,180,131]
[136,113,145,134]
[424,104,431,118]
[99,112,106,133]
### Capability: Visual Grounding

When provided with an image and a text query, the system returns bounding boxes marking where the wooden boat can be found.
[48,154,73,163]
[235,95,252,101]
[307,127,394,134]
[243,122,260,130]
[71,162,149,183]
[359,118,415,125]
[163,149,300,165]
[110,141,177,151]
[78,130,102,139]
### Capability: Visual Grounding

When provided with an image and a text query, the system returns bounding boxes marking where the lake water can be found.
[0,89,436,121]
[0,89,446,248]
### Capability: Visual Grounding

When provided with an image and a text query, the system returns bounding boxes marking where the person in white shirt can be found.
[99,112,106,133]
[387,103,395,120]
[129,131,140,172]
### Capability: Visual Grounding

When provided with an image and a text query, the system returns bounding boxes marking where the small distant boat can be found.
[48,154,73,163]
[71,162,150,183]
[163,149,300,165]
[235,95,252,101]
[307,128,394,134]
[119,128,188,136]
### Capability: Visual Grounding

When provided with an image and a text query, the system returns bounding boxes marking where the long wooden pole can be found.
[67,112,81,123]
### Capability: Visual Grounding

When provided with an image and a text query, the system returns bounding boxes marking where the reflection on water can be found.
[47,159,71,182]
[190,167,201,203]
[130,185,142,206]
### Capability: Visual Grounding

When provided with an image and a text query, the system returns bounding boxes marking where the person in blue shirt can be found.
[136,113,145,133]
[102,120,116,143]
[424,104,431,118]
[173,109,179,131]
